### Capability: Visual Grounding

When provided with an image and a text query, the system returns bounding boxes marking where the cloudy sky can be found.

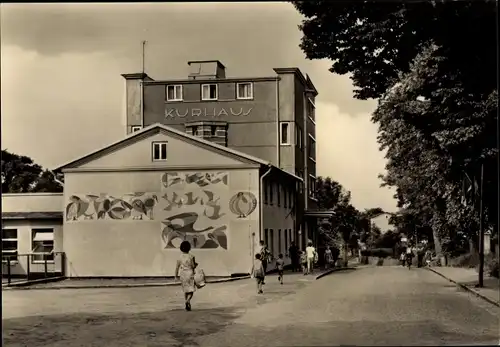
[1,2,396,228]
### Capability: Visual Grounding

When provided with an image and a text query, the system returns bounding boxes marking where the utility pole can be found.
[476,162,485,288]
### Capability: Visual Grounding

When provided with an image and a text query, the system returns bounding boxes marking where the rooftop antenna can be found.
[141,40,147,74]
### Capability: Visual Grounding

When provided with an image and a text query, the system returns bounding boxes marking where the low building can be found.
[55,123,301,277]
[1,193,64,278]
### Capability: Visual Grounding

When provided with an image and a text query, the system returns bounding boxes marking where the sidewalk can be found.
[4,265,353,290]
[427,266,499,307]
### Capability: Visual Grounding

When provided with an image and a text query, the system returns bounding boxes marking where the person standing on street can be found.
[324,246,334,269]
[174,241,198,311]
[305,241,317,275]
[288,242,299,272]
[257,240,271,284]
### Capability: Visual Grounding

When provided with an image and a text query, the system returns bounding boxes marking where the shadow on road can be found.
[2,307,244,347]
[197,320,500,346]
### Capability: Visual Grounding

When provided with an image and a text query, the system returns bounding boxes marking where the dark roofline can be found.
[188,60,226,69]
[273,68,318,96]
[144,76,279,85]
[121,73,154,81]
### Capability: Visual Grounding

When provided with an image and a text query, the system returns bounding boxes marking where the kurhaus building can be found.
[2,60,330,278]
[122,60,327,250]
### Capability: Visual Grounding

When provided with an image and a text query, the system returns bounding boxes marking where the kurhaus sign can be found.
[165,107,253,118]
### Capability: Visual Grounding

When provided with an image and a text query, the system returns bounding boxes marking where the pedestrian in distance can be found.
[288,241,299,272]
[276,253,285,284]
[250,253,265,294]
[257,240,271,284]
[300,250,308,275]
[306,241,317,275]
[174,240,198,311]
[324,246,334,270]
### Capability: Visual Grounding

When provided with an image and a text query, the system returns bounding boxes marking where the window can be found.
[2,229,18,263]
[284,230,288,253]
[269,182,274,205]
[210,125,217,136]
[289,229,292,244]
[289,189,293,207]
[152,141,168,161]
[280,122,291,145]
[236,82,253,99]
[191,126,201,137]
[264,229,269,246]
[31,229,54,262]
[309,175,316,199]
[264,180,269,204]
[131,126,142,133]
[284,188,287,208]
[308,134,316,158]
[166,85,183,101]
[296,126,303,149]
[277,184,281,206]
[269,229,274,256]
[278,229,282,255]
[202,84,218,100]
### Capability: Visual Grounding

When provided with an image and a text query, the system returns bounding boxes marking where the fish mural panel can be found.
[159,171,230,250]
[161,172,228,189]
[65,193,158,221]
[229,192,257,218]
[161,212,228,249]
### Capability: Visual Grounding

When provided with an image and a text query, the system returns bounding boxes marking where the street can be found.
[3,267,499,346]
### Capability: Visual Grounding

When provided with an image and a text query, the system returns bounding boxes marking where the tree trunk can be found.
[432,227,443,258]
[343,242,349,266]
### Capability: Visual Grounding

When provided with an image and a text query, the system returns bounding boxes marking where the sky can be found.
[1,2,397,229]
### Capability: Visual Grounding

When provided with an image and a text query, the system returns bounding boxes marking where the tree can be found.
[292,1,496,100]
[1,149,63,193]
[292,1,498,256]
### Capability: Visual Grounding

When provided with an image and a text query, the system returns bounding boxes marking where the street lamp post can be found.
[476,163,485,288]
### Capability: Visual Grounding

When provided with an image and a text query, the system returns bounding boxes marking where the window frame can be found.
[280,122,291,145]
[31,228,55,264]
[308,133,316,159]
[278,229,282,255]
[296,126,303,149]
[269,181,274,205]
[2,229,18,264]
[309,174,317,199]
[236,82,254,100]
[166,84,183,102]
[201,84,218,101]
[152,141,168,162]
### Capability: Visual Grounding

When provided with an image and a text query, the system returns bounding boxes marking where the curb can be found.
[315,266,357,280]
[426,267,500,307]
[2,275,251,291]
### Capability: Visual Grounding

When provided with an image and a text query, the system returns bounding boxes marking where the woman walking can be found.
[175,241,198,311]
[324,246,334,270]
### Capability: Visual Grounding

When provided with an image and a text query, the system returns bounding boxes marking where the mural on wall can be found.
[160,172,229,250]
[66,193,158,221]
[162,172,228,189]
[229,192,257,218]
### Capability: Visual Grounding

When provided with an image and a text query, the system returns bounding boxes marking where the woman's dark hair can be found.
[255,253,262,259]
[180,241,191,253]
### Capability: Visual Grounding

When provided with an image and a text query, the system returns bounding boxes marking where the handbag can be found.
[194,268,206,289]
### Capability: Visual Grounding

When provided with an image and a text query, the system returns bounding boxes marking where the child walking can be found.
[250,253,265,294]
[276,253,285,285]
[300,250,308,275]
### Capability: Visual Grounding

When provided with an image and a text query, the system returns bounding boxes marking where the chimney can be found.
[188,60,226,80]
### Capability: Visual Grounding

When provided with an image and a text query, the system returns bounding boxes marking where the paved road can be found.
[3,267,499,346]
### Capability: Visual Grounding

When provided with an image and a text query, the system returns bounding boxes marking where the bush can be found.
[448,253,479,268]
[485,253,499,278]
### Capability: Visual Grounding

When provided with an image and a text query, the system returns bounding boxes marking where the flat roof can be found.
[2,212,63,220]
